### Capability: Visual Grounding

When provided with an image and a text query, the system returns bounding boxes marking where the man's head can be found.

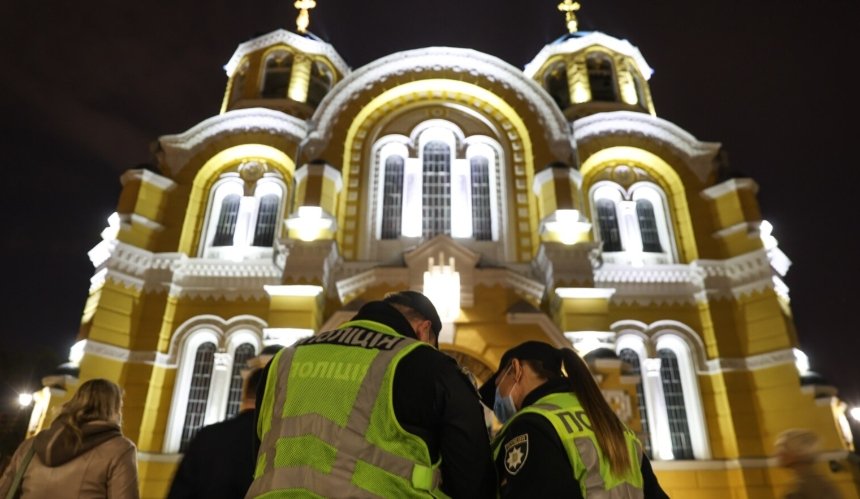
[241,367,264,411]
[383,291,442,348]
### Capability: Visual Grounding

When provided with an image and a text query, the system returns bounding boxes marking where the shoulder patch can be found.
[503,433,529,475]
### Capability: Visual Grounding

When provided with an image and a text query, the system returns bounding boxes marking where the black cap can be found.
[478,341,563,408]
[383,291,443,336]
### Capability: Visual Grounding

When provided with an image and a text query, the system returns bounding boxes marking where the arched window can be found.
[545,61,571,110]
[658,348,694,459]
[212,194,240,247]
[587,52,617,102]
[262,51,293,99]
[636,199,662,253]
[307,61,333,108]
[179,342,216,452]
[252,194,280,247]
[596,198,622,252]
[619,348,651,457]
[422,141,452,238]
[225,343,256,419]
[470,156,492,241]
[381,155,405,240]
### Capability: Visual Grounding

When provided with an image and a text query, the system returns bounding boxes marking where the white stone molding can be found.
[335,267,410,304]
[699,178,759,200]
[524,31,653,79]
[223,29,350,77]
[573,111,721,182]
[169,259,283,300]
[306,47,572,160]
[693,249,775,300]
[704,348,796,374]
[281,239,341,294]
[651,451,853,471]
[614,321,709,373]
[595,263,707,306]
[81,339,171,367]
[158,108,308,175]
[533,241,601,289]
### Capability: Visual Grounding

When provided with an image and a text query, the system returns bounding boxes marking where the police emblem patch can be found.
[503,433,529,475]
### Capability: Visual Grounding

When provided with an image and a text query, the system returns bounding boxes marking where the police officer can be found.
[248,291,495,498]
[478,341,668,498]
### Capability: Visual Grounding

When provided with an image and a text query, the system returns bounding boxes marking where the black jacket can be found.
[255,301,496,498]
[494,378,669,498]
[167,410,256,499]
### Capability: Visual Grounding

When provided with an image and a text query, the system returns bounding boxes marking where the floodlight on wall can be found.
[564,331,615,355]
[759,220,778,250]
[423,252,461,323]
[542,209,591,245]
[286,206,334,242]
[793,348,810,375]
[18,393,33,407]
[850,407,860,423]
[69,340,87,366]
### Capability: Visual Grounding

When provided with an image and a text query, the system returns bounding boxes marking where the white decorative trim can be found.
[335,267,409,304]
[651,451,852,470]
[704,348,796,374]
[595,263,707,306]
[82,339,171,367]
[700,178,759,200]
[120,168,178,190]
[307,47,572,160]
[524,32,653,79]
[170,259,282,300]
[693,250,775,300]
[573,111,721,182]
[158,108,308,175]
[223,29,349,77]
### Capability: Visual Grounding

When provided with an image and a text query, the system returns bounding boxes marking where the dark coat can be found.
[167,410,256,499]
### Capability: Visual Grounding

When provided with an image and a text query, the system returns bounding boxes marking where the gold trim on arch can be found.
[580,146,698,263]
[177,144,296,256]
[338,78,538,262]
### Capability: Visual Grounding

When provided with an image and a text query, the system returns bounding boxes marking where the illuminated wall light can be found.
[563,331,615,355]
[264,284,324,297]
[69,340,87,366]
[572,81,590,104]
[288,56,311,103]
[759,220,778,250]
[18,393,33,407]
[100,212,121,241]
[263,328,314,346]
[555,287,616,300]
[286,206,334,242]
[850,407,860,422]
[543,209,592,245]
[793,348,810,375]
[423,252,461,323]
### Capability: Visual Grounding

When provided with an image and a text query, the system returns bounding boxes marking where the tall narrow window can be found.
[659,348,694,459]
[180,342,216,452]
[587,52,617,102]
[252,194,280,247]
[636,199,662,252]
[545,61,571,110]
[262,51,293,99]
[307,61,333,108]
[628,63,648,110]
[596,199,622,251]
[225,343,256,419]
[381,156,405,239]
[422,141,451,238]
[470,156,492,241]
[212,195,241,247]
[619,349,652,457]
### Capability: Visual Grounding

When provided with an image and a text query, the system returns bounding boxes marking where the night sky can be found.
[2,0,859,412]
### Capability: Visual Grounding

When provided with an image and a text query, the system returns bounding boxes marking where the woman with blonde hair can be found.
[479,341,667,498]
[775,428,842,499]
[0,378,139,499]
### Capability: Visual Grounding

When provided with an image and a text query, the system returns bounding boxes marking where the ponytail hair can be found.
[558,348,633,477]
[58,378,123,448]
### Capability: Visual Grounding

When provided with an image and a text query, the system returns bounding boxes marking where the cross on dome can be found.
[557,0,581,33]
[294,0,317,34]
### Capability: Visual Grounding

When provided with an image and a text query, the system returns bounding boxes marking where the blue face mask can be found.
[493,365,517,424]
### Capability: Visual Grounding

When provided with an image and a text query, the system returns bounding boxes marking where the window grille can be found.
[596,199,622,251]
[619,349,652,457]
[212,194,241,247]
[180,342,216,452]
[261,51,293,99]
[422,141,451,238]
[587,52,617,102]
[636,199,662,252]
[252,194,280,247]
[307,61,333,108]
[381,155,405,239]
[545,61,571,109]
[225,343,256,419]
[658,348,694,459]
[470,156,492,241]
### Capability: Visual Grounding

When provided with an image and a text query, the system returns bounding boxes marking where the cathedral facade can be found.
[27,10,860,498]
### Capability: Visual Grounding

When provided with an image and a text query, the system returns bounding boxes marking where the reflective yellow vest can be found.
[246,320,449,498]
[492,391,644,498]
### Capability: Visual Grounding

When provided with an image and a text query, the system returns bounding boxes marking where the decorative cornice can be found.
[82,339,171,367]
[335,266,409,304]
[307,47,572,160]
[573,111,721,182]
[524,31,653,79]
[170,259,282,300]
[158,108,308,175]
[595,263,707,306]
[700,178,759,200]
[704,348,796,374]
[223,29,350,77]
[693,250,775,300]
